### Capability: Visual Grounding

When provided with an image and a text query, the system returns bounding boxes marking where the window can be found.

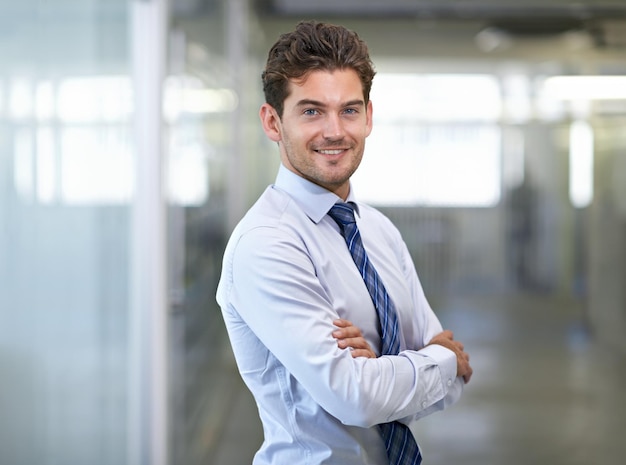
[352,73,502,207]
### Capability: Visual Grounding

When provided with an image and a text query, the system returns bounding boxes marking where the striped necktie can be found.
[328,202,422,465]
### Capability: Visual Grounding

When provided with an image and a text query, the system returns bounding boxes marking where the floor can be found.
[207,292,626,464]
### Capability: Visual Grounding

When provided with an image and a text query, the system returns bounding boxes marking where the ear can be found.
[259,103,282,142]
[365,100,373,138]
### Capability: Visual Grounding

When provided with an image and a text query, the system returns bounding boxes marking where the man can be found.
[216,20,472,464]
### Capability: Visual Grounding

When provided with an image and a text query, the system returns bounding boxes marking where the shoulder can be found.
[240,185,292,229]
[227,186,309,258]
[218,187,308,305]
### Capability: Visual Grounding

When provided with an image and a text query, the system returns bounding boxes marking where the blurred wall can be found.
[0,1,132,464]
[589,120,626,354]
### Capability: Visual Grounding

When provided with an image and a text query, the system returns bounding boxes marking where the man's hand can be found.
[427,330,473,384]
[332,319,376,358]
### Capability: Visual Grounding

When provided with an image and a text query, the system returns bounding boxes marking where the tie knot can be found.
[328,202,356,227]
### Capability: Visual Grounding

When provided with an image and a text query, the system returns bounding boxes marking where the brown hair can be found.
[262,21,376,118]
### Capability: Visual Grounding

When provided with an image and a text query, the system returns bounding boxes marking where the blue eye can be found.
[303,108,319,116]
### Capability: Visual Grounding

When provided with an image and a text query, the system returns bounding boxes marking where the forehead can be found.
[286,69,365,103]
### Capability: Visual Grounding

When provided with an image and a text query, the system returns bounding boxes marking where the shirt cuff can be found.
[417,344,457,389]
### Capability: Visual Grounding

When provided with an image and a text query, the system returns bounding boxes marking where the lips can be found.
[317,149,345,155]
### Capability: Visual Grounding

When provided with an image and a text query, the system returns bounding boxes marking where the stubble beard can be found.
[291,148,361,193]
[280,129,364,193]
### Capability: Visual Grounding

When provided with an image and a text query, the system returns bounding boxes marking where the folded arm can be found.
[221,227,460,427]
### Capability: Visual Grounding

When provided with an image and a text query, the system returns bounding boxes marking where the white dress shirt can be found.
[217,164,463,464]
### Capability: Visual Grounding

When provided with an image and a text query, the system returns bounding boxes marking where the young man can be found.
[216,20,472,464]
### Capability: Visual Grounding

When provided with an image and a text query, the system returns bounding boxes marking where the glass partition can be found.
[0,1,134,464]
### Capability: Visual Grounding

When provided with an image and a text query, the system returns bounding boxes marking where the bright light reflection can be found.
[179,88,238,113]
[164,75,238,121]
[9,78,33,119]
[354,73,502,207]
[167,144,208,205]
[502,74,531,123]
[10,75,137,205]
[57,76,132,123]
[544,76,626,100]
[355,124,501,207]
[372,73,501,122]
[60,127,133,204]
[36,80,55,120]
[14,129,35,202]
[569,121,594,208]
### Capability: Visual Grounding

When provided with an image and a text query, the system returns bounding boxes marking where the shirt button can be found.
[447,379,453,387]
[422,401,427,409]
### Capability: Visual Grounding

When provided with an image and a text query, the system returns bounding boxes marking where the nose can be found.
[322,114,344,140]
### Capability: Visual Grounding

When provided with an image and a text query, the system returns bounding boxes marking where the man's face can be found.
[260,69,373,200]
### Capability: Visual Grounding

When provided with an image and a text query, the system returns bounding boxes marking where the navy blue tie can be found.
[328,202,422,465]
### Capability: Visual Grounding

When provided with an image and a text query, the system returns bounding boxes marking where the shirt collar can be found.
[274,164,360,224]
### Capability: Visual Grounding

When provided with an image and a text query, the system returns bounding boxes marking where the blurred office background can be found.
[1,0,626,464]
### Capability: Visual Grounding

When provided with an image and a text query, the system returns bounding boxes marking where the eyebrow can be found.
[295,98,365,108]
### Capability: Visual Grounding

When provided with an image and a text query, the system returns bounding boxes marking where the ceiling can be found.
[254,0,626,47]
[256,0,626,19]
[171,0,626,69]
[175,0,626,20]
[173,0,626,48]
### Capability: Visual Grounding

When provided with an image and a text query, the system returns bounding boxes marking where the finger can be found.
[332,320,357,337]
[333,319,352,328]
[463,366,473,384]
[459,360,473,382]
[429,329,453,345]
[434,329,453,339]
[333,326,363,340]
[344,326,364,337]
[338,337,369,350]
[333,328,362,340]
[350,348,376,359]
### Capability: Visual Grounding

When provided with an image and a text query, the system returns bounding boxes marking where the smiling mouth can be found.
[317,149,345,155]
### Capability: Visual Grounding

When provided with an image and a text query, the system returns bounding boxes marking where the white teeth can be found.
[319,149,343,155]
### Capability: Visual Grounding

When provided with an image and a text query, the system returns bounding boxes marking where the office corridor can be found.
[207,292,626,465]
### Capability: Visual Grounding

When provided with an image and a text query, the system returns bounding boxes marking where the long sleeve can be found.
[219,196,457,428]
[216,167,464,464]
